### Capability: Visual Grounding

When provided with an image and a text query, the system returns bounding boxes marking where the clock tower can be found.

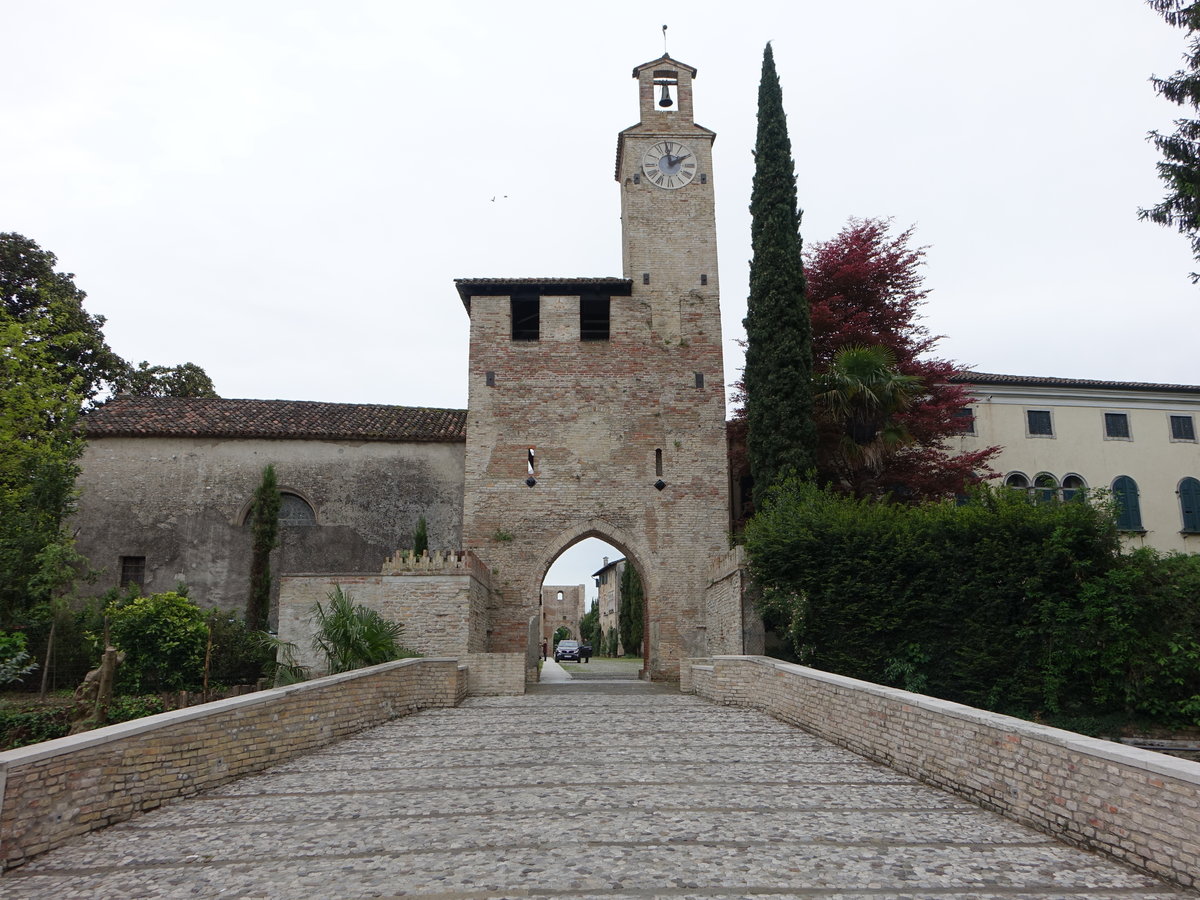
[456,54,730,682]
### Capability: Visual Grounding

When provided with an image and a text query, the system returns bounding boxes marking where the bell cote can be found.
[633,55,697,126]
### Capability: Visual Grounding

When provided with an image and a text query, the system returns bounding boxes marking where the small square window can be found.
[1104,412,1131,439]
[953,407,976,435]
[119,555,146,588]
[1170,415,1196,441]
[1026,410,1053,437]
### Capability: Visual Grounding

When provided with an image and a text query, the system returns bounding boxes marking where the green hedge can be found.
[745,481,1200,725]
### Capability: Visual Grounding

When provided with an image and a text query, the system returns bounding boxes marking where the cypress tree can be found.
[247,464,281,631]
[1140,1,1200,282]
[742,43,817,507]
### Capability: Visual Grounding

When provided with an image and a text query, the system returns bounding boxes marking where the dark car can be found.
[554,640,581,662]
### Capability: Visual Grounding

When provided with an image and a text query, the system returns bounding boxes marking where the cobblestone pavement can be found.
[4,684,1192,899]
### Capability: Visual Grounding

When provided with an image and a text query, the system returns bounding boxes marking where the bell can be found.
[658,83,674,108]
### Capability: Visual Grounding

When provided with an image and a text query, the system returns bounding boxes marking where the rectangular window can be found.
[119,555,146,588]
[953,406,976,435]
[1026,410,1053,436]
[579,297,610,341]
[511,296,539,341]
[1171,414,1196,441]
[1104,412,1131,439]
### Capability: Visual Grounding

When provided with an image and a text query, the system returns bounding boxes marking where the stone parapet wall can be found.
[464,652,526,696]
[684,655,1200,891]
[0,658,464,871]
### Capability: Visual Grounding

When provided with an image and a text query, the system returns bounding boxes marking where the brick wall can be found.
[0,658,464,871]
[278,550,492,671]
[685,655,1200,891]
[704,547,745,655]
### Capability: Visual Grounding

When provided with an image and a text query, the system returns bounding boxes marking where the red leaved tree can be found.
[731,218,997,516]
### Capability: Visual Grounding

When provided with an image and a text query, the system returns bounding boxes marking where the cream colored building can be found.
[952,372,1200,554]
[593,556,625,651]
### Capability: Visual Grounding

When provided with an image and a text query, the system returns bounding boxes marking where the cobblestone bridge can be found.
[3,663,1190,899]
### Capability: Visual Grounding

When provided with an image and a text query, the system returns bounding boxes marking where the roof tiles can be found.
[83,397,466,442]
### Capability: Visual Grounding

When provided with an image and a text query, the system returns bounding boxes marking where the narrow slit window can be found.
[527,448,536,476]
[655,449,663,476]
[580,297,610,341]
[511,296,540,341]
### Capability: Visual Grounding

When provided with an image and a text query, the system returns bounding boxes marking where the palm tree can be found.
[816,345,923,490]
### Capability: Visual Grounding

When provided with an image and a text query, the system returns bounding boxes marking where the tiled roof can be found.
[952,371,1200,395]
[83,397,467,442]
[454,277,633,310]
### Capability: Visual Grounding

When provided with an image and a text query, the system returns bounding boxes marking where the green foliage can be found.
[107,591,207,693]
[413,516,429,556]
[1141,1,1200,281]
[603,627,619,657]
[493,529,514,542]
[0,703,70,748]
[553,625,571,644]
[112,360,219,398]
[107,694,167,722]
[0,631,37,684]
[310,585,413,674]
[744,480,1198,721]
[618,564,644,657]
[578,600,601,647]
[204,610,273,686]
[247,464,281,631]
[742,43,818,506]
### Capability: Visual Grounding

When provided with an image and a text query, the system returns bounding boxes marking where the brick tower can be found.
[456,55,729,681]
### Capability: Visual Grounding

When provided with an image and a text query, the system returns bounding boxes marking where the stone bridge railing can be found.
[0,657,467,871]
[683,655,1200,892]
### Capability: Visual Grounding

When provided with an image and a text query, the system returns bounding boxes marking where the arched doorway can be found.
[534,523,652,678]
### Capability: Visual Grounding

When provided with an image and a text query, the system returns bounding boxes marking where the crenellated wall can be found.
[684,655,1200,892]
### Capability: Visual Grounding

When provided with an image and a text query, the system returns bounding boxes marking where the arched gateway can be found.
[456,55,733,681]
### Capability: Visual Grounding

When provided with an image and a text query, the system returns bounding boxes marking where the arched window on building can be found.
[1004,472,1030,490]
[278,492,316,525]
[1112,476,1143,532]
[1061,474,1086,502]
[1179,477,1200,533]
[1033,472,1059,503]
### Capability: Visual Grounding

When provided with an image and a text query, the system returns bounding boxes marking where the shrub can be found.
[204,610,273,687]
[0,631,37,685]
[310,586,413,674]
[107,591,207,693]
[743,480,1200,723]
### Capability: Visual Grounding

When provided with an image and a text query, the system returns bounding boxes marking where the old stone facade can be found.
[593,556,625,652]
[457,56,729,681]
[75,399,466,612]
[540,584,585,649]
[71,54,744,687]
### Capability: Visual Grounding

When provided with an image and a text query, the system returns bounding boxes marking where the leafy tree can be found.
[0,315,85,622]
[815,345,922,490]
[247,464,281,631]
[0,233,122,404]
[553,625,571,644]
[107,590,208,693]
[112,361,218,398]
[578,600,600,647]
[741,43,817,507]
[618,563,644,657]
[806,218,1000,498]
[310,585,411,674]
[1140,0,1200,281]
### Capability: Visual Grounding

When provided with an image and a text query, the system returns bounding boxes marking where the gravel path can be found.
[2,683,1191,899]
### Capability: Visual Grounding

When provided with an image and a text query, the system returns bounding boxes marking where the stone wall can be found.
[464,652,527,696]
[703,546,746,656]
[685,655,1200,891]
[74,435,465,615]
[277,550,491,671]
[0,658,465,871]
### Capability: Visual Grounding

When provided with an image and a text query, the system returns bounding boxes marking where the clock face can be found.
[641,140,697,189]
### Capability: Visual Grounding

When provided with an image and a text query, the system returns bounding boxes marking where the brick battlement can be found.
[381,548,488,579]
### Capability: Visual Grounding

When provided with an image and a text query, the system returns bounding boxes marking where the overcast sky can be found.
[5,1,1196,601]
